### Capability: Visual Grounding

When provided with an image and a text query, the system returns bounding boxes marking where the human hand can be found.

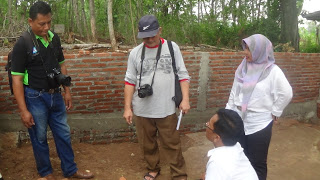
[198,172,205,180]
[179,100,190,114]
[123,109,133,124]
[272,115,279,125]
[64,91,73,110]
[20,110,34,128]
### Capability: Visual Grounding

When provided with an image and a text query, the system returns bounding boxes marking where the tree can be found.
[89,0,97,42]
[8,0,12,28]
[80,0,90,41]
[129,0,137,45]
[107,0,117,50]
[73,0,83,37]
[280,0,300,51]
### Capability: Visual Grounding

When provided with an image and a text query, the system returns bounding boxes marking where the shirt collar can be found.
[144,38,164,48]
[35,30,54,40]
[35,31,54,47]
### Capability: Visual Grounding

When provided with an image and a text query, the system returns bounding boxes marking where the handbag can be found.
[168,41,183,108]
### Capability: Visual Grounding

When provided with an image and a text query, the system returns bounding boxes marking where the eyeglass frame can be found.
[205,121,216,133]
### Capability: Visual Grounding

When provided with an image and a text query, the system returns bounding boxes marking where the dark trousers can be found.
[239,121,273,180]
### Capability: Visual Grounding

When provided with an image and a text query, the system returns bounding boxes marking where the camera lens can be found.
[138,84,152,98]
[56,74,72,86]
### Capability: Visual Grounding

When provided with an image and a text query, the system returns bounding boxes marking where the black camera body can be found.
[138,84,153,98]
[47,68,71,88]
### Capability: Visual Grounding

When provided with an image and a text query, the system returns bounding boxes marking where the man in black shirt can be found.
[11,1,93,179]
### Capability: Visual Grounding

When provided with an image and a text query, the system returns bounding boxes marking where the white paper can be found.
[176,110,183,130]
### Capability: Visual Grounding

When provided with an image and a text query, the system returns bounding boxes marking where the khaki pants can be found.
[135,113,187,180]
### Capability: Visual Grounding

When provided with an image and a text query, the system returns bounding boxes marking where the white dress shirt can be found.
[205,142,258,180]
[226,65,293,135]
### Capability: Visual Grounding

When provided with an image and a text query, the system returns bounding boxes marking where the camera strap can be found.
[139,40,162,88]
[27,28,50,75]
[27,28,62,88]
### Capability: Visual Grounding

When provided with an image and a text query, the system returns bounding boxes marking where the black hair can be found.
[29,1,52,20]
[214,108,244,146]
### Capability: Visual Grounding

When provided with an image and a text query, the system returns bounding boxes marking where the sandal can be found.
[143,171,160,180]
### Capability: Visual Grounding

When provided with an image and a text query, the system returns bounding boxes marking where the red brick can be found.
[82,59,99,63]
[78,73,91,77]
[75,82,92,86]
[111,52,126,56]
[94,81,110,85]
[91,63,107,68]
[78,91,95,96]
[100,58,114,62]
[92,53,109,57]
[64,54,76,59]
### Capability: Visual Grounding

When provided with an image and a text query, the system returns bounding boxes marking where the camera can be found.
[138,84,153,98]
[47,68,71,88]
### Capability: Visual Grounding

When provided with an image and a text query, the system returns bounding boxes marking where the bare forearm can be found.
[124,85,135,110]
[12,76,28,113]
[180,81,190,102]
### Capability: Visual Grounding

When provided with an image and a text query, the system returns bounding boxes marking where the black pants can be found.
[239,121,273,180]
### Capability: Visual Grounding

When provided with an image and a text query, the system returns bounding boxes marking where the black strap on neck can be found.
[139,40,162,87]
[27,28,50,75]
[26,28,60,74]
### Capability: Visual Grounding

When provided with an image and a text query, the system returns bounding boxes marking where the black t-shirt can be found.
[11,31,64,90]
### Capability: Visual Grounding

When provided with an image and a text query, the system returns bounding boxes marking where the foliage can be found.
[0,0,318,53]
[299,25,320,53]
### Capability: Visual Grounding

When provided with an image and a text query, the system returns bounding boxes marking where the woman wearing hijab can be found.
[226,34,293,180]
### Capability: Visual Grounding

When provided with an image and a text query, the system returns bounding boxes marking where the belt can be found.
[41,88,61,94]
[25,86,61,94]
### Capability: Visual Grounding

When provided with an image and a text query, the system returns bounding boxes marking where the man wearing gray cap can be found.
[123,15,190,180]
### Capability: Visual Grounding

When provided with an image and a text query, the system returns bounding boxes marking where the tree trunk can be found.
[80,0,90,41]
[280,0,299,51]
[190,0,193,17]
[257,0,262,21]
[230,0,236,24]
[136,0,142,19]
[73,0,83,36]
[69,0,74,32]
[8,0,12,26]
[107,0,117,50]
[237,0,242,24]
[129,0,137,45]
[211,0,215,17]
[251,0,255,22]
[221,0,226,22]
[89,0,97,42]
[198,0,200,23]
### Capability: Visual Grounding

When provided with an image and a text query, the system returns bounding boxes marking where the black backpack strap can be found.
[22,29,39,55]
[167,40,177,74]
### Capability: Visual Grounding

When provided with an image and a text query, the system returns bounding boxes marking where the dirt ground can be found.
[1,118,320,180]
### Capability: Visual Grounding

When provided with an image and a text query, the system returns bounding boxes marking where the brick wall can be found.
[1,50,320,114]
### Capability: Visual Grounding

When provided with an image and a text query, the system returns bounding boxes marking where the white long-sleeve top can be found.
[226,65,293,135]
[205,143,258,180]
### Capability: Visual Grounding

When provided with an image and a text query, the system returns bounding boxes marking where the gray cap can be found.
[137,15,159,39]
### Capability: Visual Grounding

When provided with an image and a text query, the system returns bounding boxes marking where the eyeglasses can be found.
[206,121,215,132]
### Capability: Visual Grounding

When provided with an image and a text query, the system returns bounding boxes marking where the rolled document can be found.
[176,110,183,130]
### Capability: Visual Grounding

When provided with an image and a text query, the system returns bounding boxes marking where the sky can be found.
[299,0,320,28]
[302,0,320,13]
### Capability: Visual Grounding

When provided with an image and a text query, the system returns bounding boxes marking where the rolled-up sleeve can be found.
[124,51,137,85]
[172,41,190,81]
